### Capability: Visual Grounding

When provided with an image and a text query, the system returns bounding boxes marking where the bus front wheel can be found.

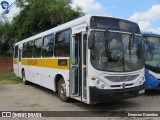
[57,78,70,102]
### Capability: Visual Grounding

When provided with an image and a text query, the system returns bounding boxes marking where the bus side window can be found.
[14,46,18,58]
[42,34,54,57]
[54,29,71,57]
[33,38,42,58]
[22,43,27,58]
[26,41,33,58]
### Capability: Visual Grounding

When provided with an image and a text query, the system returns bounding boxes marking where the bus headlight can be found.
[139,76,145,85]
[142,76,145,80]
[91,77,107,89]
[100,84,105,89]
[96,80,100,84]
[139,80,142,85]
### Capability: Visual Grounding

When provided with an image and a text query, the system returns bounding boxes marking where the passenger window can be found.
[42,34,54,57]
[54,29,71,57]
[22,43,27,58]
[19,49,22,62]
[33,38,42,58]
[83,34,87,65]
[26,41,33,58]
[14,46,18,58]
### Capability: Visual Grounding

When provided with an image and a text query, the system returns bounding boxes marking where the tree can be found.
[13,0,84,40]
[0,21,15,56]
[0,0,84,55]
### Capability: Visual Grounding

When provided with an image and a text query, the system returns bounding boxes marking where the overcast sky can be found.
[1,0,160,33]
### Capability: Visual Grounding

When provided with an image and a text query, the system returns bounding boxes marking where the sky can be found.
[0,0,160,33]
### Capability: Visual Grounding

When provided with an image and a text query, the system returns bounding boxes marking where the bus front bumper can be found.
[89,83,145,104]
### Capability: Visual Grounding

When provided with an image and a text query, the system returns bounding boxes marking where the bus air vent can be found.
[110,83,133,88]
[104,75,139,82]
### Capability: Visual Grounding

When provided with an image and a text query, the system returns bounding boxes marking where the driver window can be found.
[108,33,123,62]
[91,32,105,64]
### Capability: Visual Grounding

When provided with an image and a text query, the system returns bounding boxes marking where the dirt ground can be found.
[0,83,160,120]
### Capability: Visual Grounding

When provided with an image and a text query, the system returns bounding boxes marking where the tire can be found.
[22,70,29,85]
[57,78,70,102]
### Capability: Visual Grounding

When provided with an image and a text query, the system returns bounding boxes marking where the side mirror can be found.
[104,30,109,40]
[88,31,95,49]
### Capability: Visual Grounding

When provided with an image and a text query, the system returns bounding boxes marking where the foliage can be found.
[13,0,84,40]
[0,22,14,55]
[0,0,84,55]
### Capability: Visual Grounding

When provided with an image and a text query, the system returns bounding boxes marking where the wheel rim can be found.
[60,82,66,97]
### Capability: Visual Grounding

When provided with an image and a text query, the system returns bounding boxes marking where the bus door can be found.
[70,32,87,102]
[81,32,87,102]
[18,47,22,77]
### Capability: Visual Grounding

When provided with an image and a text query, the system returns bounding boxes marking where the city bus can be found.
[143,32,160,90]
[13,15,145,104]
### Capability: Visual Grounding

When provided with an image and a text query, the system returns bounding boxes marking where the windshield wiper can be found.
[104,30,109,56]
[129,33,134,61]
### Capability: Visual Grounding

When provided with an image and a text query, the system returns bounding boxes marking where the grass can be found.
[0,71,22,84]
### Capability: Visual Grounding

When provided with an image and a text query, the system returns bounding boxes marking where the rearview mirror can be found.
[129,33,135,50]
[104,30,109,49]
[88,31,95,49]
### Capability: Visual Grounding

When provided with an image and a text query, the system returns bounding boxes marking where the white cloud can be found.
[129,4,160,22]
[138,21,150,30]
[71,0,107,15]
[129,4,160,33]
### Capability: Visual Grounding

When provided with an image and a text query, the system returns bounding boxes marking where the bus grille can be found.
[104,75,139,82]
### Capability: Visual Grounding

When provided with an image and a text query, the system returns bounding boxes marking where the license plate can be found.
[139,90,145,94]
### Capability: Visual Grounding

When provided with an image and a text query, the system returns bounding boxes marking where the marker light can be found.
[91,77,96,80]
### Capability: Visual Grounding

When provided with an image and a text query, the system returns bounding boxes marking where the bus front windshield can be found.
[91,31,144,72]
[144,36,160,70]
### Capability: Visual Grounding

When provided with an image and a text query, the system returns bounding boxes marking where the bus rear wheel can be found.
[57,78,70,102]
[22,70,29,85]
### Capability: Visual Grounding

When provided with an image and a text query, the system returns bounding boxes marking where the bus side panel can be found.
[145,69,160,90]
[21,63,70,92]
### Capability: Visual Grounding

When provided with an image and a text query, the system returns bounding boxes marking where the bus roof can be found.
[142,32,160,37]
[15,15,89,46]
[15,15,139,46]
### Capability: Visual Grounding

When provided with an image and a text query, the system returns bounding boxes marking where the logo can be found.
[1,1,9,9]
[122,83,126,88]
[1,1,15,15]
[2,112,11,117]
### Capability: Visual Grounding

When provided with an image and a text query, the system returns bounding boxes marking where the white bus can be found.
[13,15,145,104]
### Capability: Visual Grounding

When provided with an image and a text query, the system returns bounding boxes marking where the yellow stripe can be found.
[21,58,70,70]
[14,58,18,64]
